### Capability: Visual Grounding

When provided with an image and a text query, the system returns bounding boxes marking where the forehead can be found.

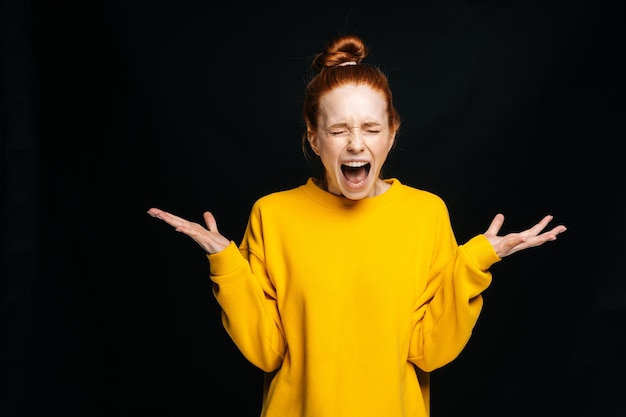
[318,84,387,125]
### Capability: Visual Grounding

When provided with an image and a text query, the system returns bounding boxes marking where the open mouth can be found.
[341,161,371,186]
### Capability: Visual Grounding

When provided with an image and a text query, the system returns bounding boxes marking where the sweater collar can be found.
[302,177,402,210]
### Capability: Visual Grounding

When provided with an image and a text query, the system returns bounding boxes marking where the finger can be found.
[484,213,505,236]
[523,214,554,236]
[149,209,192,229]
[147,207,162,217]
[537,225,568,241]
[203,211,218,232]
[521,226,567,248]
[502,235,527,254]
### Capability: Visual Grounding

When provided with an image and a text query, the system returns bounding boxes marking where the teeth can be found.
[343,161,368,167]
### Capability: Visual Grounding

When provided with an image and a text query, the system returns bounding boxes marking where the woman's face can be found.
[308,83,396,200]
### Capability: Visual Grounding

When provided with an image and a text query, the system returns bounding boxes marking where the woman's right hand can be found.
[147,208,230,254]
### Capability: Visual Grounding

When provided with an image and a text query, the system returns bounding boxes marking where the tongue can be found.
[343,166,367,185]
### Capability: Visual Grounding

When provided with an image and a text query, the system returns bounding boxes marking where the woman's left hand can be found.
[484,214,567,258]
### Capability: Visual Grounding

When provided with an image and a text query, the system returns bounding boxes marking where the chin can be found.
[336,175,373,198]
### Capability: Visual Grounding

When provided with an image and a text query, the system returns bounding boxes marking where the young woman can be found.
[148,34,566,417]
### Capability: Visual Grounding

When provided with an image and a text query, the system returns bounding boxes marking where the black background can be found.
[2,1,625,416]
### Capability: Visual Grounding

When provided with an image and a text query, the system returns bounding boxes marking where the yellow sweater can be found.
[207,178,500,417]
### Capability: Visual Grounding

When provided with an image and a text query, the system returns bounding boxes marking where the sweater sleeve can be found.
[207,232,286,372]
[408,230,501,372]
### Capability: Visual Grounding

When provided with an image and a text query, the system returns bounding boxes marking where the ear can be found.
[307,129,320,155]
[387,132,396,152]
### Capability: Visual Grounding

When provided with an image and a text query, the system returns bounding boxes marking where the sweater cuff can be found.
[206,241,247,278]
[462,235,501,271]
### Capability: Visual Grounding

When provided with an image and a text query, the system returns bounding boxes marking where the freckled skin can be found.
[307,84,396,200]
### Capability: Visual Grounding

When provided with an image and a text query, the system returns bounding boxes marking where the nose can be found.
[347,129,364,152]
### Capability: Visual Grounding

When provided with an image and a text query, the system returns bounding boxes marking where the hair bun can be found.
[311,34,368,71]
